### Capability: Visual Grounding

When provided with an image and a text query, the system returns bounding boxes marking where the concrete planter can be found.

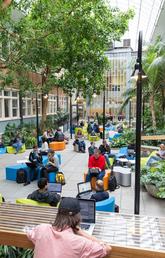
[145,184,162,199]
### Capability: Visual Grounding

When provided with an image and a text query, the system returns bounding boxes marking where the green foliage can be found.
[0,246,33,258]
[44,111,69,129]
[111,129,135,148]
[141,161,165,198]
[0,0,134,98]
[2,123,37,148]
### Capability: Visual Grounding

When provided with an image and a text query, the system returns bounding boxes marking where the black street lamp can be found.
[36,92,40,147]
[69,93,73,139]
[103,72,108,139]
[133,31,146,215]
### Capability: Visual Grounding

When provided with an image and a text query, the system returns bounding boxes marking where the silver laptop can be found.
[77,182,94,199]
[79,198,96,235]
[48,183,62,194]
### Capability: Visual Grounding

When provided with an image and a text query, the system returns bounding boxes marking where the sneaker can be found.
[24,181,30,186]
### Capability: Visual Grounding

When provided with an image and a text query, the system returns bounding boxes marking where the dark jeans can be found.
[26,163,42,183]
[41,166,58,180]
[86,170,105,182]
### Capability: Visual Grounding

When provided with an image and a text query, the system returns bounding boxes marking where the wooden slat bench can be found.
[141,135,165,141]
[0,203,165,258]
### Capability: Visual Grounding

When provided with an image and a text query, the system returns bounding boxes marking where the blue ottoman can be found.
[6,164,28,181]
[48,172,56,183]
[96,197,115,212]
[0,147,6,154]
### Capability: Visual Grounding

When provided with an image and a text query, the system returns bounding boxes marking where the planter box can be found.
[145,184,164,199]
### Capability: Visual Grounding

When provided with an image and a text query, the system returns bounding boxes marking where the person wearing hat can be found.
[26,197,111,258]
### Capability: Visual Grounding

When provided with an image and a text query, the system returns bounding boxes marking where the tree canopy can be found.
[0,0,134,95]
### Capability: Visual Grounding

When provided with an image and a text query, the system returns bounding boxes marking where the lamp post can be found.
[36,92,40,147]
[103,72,107,139]
[129,100,132,128]
[69,93,73,139]
[134,31,143,215]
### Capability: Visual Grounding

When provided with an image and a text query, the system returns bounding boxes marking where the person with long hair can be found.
[26,197,111,258]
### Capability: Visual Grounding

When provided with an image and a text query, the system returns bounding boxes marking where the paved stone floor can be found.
[0,139,165,216]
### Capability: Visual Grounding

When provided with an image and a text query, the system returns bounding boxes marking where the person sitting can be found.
[40,138,49,155]
[88,142,97,157]
[26,197,111,258]
[73,130,86,153]
[41,149,59,180]
[54,128,65,142]
[0,139,4,148]
[27,178,60,207]
[99,140,115,168]
[25,145,43,186]
[147,143,165,166]
[93,123,100,134]
[90,180,109,202]
[85,148,106,182]
[12,134,23,154]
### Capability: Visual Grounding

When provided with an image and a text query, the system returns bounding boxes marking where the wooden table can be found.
[0,203,165,258]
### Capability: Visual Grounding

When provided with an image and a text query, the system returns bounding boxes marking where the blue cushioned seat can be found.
[0,147,6,154]
[6,164,29,181]
[96,196,115,212]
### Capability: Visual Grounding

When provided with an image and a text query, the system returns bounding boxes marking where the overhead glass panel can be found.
[107,0,164,50]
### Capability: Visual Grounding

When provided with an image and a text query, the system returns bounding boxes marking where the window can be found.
[4,99,10,117]
[27,100,32,115]
[12,91,18,97]
[111,85,120,92]
[4,90,10,96]
[0,99,2,118]
[12,99,18,117]
[48,94,57,114]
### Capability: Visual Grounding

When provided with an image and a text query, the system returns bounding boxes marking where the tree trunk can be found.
[149,95,156,130]
[41,95,48,131]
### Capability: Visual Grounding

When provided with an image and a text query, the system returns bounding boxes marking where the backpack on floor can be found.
[56,172,65,185]
[108,175,120,192]
[16,169,27,184]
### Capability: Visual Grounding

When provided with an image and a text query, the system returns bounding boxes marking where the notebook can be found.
[79,198,96,235]
[77,182,94,199]
[48,183,62,194]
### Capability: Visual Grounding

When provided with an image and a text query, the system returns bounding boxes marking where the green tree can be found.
[0,0,134,127]
[120,38,165,131]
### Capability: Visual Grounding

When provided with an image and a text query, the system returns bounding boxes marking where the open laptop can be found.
[79,198,96,235]
[77,181,95,199]
[48,183,62,194]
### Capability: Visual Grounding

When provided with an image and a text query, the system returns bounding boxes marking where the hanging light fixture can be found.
[92,90,97,98]
[131,63,147,81]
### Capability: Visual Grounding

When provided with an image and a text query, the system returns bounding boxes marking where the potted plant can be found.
[141,161,165,198]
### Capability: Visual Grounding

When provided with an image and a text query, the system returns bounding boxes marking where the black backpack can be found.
[108,175,120,192]
[16,169,27,184]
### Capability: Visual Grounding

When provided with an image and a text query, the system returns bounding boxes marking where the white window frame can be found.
[0,88,20,121]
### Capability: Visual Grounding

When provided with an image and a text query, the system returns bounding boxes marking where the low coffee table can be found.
[113,166,131,186]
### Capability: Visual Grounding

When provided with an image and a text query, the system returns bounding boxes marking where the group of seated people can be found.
[24,145,59,186]
[42,128,68,144]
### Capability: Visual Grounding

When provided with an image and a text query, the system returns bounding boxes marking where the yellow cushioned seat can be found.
[7,144,26,154]
[16,198,50,207]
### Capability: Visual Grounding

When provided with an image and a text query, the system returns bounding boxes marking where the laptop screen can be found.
[79,199,95,224]
[48,183,62,193]
[77,182,91,194]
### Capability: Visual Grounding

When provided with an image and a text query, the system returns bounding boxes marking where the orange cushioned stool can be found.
[49,141,66,151]
[84,170,111,191]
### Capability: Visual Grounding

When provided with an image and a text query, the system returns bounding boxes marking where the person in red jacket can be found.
[85,148,106,182]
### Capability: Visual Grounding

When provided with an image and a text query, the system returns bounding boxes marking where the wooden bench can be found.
[0,203,164,257]
[141,135,165,141]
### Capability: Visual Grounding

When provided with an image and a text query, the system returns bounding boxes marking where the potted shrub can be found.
[141,161,165,198]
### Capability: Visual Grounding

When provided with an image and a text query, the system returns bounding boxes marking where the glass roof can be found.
[107,0,165,50]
